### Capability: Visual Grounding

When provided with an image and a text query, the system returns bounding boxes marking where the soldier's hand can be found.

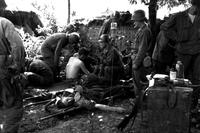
[132,64,138,70]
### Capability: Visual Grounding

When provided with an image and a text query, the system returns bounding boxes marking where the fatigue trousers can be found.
[0,78,23,133]
[176,52,200,108]
[132,65,149,96]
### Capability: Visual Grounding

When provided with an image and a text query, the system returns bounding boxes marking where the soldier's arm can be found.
[160,14,178,42]
[134,29,151,67]
[80,61,90,75]
[54,37,67,68]
[160,14,177,31]
[3,18,25,72]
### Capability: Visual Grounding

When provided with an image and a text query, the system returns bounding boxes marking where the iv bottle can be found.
[176,61,184,79]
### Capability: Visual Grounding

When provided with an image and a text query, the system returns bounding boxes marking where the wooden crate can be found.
[144,86,193,133]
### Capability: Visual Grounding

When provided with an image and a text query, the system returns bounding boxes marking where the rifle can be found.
[117,72,152,131]
[117,87,149,131]
[117,96,139,131]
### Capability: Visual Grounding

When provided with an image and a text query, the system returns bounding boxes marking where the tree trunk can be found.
[67,0,70,24]
[148,0,158,56]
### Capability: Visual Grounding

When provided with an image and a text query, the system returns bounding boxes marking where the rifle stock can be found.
[117,72,149,131]
[117,96,139,131]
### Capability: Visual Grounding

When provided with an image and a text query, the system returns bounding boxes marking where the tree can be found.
[128,0,189,55]
[67,0,70,24]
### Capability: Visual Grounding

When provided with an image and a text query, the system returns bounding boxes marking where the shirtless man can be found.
[66,47,90,79]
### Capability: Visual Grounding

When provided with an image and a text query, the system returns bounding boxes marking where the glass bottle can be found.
[176,61,184,79]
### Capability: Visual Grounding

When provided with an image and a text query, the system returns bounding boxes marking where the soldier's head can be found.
[68,32,80,44]
[78,47,89,61]
[65,24,76,34]
[190,0,200,13]
[132,10,147,28]
[98,34,110,50]
[65,32,81,52]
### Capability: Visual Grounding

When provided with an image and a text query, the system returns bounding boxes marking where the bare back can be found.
[65,56,89,79]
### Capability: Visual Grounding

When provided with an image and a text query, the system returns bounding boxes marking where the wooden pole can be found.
[148,0,158,55]
[67,0,70,24]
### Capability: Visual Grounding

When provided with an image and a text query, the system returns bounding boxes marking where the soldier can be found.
[131,10,152,95]
[97,34,124,85]
[40,32,80,81]
[160,0,200,109]
[0,17,25,133]
[65,47,90,80]
[24,58,54,87]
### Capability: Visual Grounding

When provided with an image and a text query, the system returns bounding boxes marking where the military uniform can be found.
[41,33,79,80]
[99,46,124,84]
[152,30,175,74]
[131,23,152,95]
[26,59,54,87]
[0,17,25,133]
[41,33,68,74]
[161,8,200,108]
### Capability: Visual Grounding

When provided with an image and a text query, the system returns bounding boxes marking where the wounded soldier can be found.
[65,47,91,82]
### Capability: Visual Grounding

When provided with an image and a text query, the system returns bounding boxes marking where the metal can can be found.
[170,68,177,81]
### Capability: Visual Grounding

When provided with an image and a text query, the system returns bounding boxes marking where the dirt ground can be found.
[18,84,200,133]
[19,98,132,133]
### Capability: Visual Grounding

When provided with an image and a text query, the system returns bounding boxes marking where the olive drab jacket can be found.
[0,17,25,108]
[99,46,124,82]
[40,33,68,69]
[131,24,152,67]
[152,30,175,65]
[160,9,200,55]
[0,17,25,79]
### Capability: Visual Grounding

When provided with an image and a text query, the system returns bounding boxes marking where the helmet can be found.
[68,32,80,44]
[131,10,147,22]
[98,34,110,43]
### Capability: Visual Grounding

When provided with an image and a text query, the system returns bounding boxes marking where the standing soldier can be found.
[0,17,25,133]
[131,10,152,96]
[160,0,200,109]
